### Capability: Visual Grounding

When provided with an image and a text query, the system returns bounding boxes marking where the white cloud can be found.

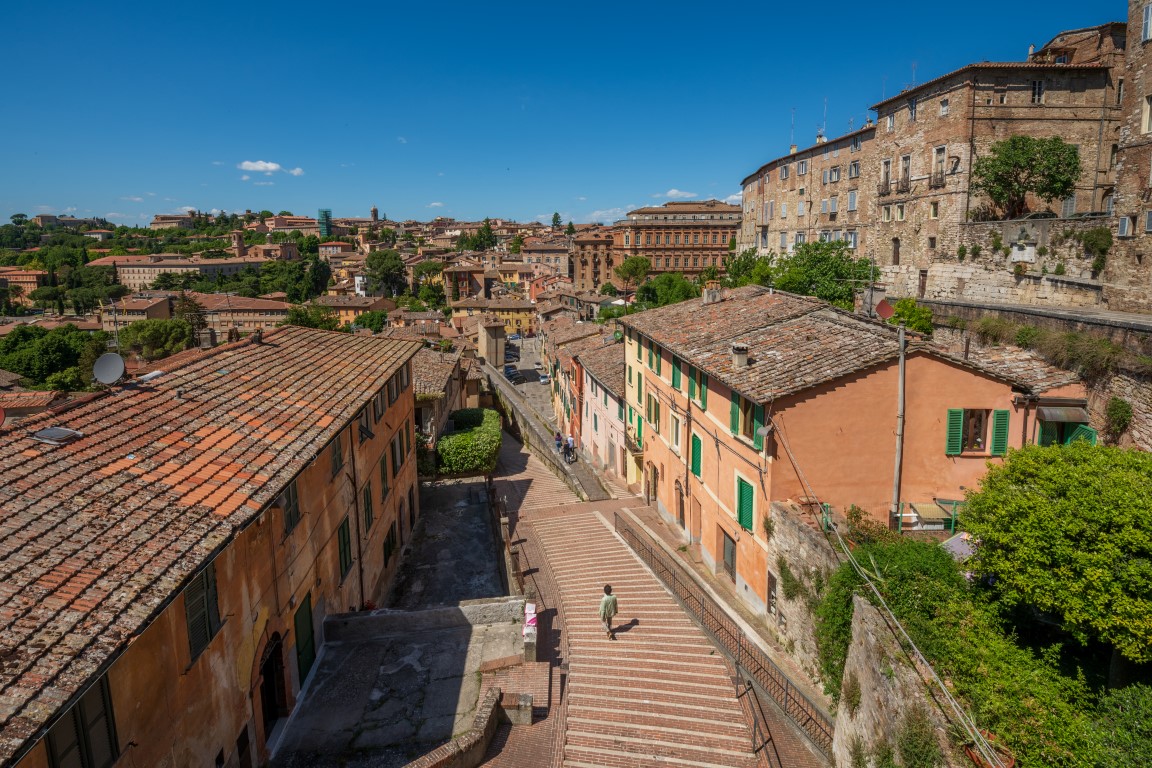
[120,196,144,203]
[240,175,251,181]
[211,161,224,166]
[254,181,275,186]
[576,196,587,201]
[238,160,282,173]
[179,206,196,212]
[723,193,742,204]
[653,188,697,199]
[146,192,157,197]
[287,167,304,176]
[397,136,407,144]
[63,206,77,213]
[586,207,628,223]
[427,201,444,208]
[104,212,128,219]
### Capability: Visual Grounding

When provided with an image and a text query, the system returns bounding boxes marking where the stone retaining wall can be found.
[325,596,526,642]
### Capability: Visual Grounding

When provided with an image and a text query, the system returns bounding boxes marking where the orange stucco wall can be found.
[13,372,418,768]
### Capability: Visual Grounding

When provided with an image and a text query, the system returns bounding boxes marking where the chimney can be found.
[815,132,827,144]
[1028,44,1035,57]
[789,144,798,155]
[731,343,749,368]
[701,280,722,305]
[252,328,263,344]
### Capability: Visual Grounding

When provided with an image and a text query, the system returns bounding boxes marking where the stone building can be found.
[871,22,1125,299]
[738,126,876,259]
[569,226,614,291]
[1,327,422,768]
[1109,1,1152,311]
[612,200,741,281]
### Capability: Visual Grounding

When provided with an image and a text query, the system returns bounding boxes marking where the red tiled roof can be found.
[0,327,422,763]
[412,348,460,397]
[575,341,626,397]
[0,391,63,409]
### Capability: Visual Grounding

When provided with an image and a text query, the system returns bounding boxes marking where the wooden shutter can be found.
[294,593,315,682]
[700,373,708,409]
[737,478,754,530]
[647,342,653,369]
[206,563,220,636]
[636,419,642,448]
[688,365,696,400]
[945,409,964,455]
[691,433,702,477]
[672,357,682,390]
[655,347,662,375]
[1038,420,1059,447]
[730,392,741,434]
[80,677,118,768]
[1067,424,1098,445]
[338,518,352,576]
[990,410,1010,456]
[753,404,765,450]
[185,570,210,659]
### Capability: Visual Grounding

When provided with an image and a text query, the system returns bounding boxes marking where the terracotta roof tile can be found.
[0,327,422,763]
[0,391,64,409]
[574,341,626,397]
[411,348,460,397]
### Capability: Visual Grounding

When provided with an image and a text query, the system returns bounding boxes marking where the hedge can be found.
[436,408,502,475]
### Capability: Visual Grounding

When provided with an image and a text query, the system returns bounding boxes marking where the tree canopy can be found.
[283,304,344,331]
[613,256,650,294]
[119,318,193,361]
[636,273,700,308]
[0,324,109,386]
[365,249,407,295]
[971,135,1081,219]
[963,442,1152,663]
[887,298,934,335]
[354,310,390,333]
[770,241,874,309]
[551,212,562,228]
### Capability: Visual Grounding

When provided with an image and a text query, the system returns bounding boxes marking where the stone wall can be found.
[763,501,843,687]
[831,596,957,768]
[403,686,506,768]
[325,596,526,641]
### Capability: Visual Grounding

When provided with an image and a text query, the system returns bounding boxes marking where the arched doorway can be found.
[258,633,287,747]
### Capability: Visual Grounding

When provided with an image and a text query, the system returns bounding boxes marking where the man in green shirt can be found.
[599,584,618,640]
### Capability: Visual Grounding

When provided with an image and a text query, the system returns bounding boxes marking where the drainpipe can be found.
[890,325,906,526]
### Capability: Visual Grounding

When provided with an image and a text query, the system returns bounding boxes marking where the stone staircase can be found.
[530,510,758,768]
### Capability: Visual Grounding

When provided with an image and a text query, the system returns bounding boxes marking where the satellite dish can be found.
[93,353,126,385]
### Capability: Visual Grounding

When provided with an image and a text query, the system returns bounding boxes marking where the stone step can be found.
[566,695,751,728]
[564,740,756,768]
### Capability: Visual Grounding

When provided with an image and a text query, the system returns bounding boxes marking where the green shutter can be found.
[688,365,696,400]
[636,419,642,448]
[730,392,740,434]
[945,409,964,455]
[700,374,708,408]
[338,518,352,576]
[1038,420,1059,447]
[618,400,624,421]
[672,357,682,390]
[1067,424,1098,446]
[990,410,1010,456]
[637,336,642,361]
[636,373,643,404]
[691,433,702,477]
[737,478,754,530]
[647,343,653,369]
[753,403,765,450]
[628,405,633,425]
[655,347,662,375]
[294,593,315,682]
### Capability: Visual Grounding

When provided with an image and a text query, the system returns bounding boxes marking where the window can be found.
[645,392,661,432]
[820,199,828,214]
[593,412,598,432]
[847,230,858,249]
[687,365,707,407]
[280,481,300,534]
[383,521,397,566]
[1061,194,1077,219]
[721,529,736,581]
[851,135,861,152]
[781,202,788,218]
[736,476,754,531]
[399,363,410,392]
[46,675,118,768]
[372,389,386,423]
[391,431,403,474]
[362,484,373,529]
[886,114,894,132]
[798,159,808,175]
[1031,80,1044,105]
[358,407,374,444]
[848,161,860,179]
[729,392,766,448]
[329,434,344,478]
[1145,211,1152,233]
[690,432,703,477]
[636,372,643,404]
[185,563,222,660]
[882,205,892,222]
[940,98,950,116]
[881,159,892,184]
[797,200,805,216]
[1117,79,1124,107]
[795,232,806,245]
[779,165,790,180]
[767,200,775,219]
[1120,216,1134,237]
[380,455,390,499]
[908,98,917,121]
[822,169,829,184]
[779,231,787,250]
[896,204,906,221]
[338,517,353,578]
[930,202,939,219]
[847,190,858,211]
[671,414,681,452]
[1144,4,1152,41]
[830,196,839,213]
[829,166,840,183]
[387,374,400,404]
[767,572,778,616]
[928,236,937,249]
[945,409,1009,456]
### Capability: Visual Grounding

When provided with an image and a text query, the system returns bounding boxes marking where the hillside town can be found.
[2,7,1152,768]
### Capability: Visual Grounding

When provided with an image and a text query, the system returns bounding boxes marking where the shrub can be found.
[990,232,1003,252]
[1014,325,1040,349]
[849,735,868,768]
[777,555,806,601]
[814,564,857,700]
[888,298,934,336]
[1095,684,1152,767]
[897,707,944,768]
[436,408,502,474]
[1105,396,1133,437]
[974,316,1014,345]
[1054,261,1066,275]
[970,244,982,258]
[957,245,967,260]
[1012,262,1026,276]
[1037,245,1049,257]
[842,670,862,717]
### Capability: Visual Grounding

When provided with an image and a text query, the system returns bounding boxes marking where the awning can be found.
[1037,406,1089,423]
[911,502,951,521]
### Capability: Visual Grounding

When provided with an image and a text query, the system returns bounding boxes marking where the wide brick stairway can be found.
[531,509,759,768]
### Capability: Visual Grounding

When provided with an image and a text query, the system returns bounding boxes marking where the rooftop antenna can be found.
[823,98,828,137]
[790,108,795,146]
[93,352,126,386]
[882,75,887,101]
[911,61,918,87]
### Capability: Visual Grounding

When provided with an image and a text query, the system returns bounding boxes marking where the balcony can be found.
[896,175,912,194]
[877,181,892,197]
[624,426,643,455]
[928,170,946,189]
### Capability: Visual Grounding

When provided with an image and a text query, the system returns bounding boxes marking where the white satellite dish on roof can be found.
[93,353,126,385]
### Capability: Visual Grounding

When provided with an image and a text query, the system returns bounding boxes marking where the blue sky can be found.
[0,1,1122,227]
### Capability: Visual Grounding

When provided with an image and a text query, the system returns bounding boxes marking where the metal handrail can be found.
[614,512,834,755]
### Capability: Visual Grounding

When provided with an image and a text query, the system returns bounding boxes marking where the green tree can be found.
[10,213,28,226]
[613,256,650,312]
[283,304,343,331]
[887,298,934,336]
[509,233,524,253]
[551,212,562,229]
[418,282,445,308]
[599,282,618,296]
[565,221,576,237]
[173,292,208,334]
[1095,684,1152,767]
[365,249,407,295]
[277,210,293,216]
[771,241,874,310]
[412,260,444,283]
[354,310,390,333]
[723,248,769,288]
[963,442,1152,664]
[635,273,700,308]
[119,318,193,360]
[971,135,1081,219]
